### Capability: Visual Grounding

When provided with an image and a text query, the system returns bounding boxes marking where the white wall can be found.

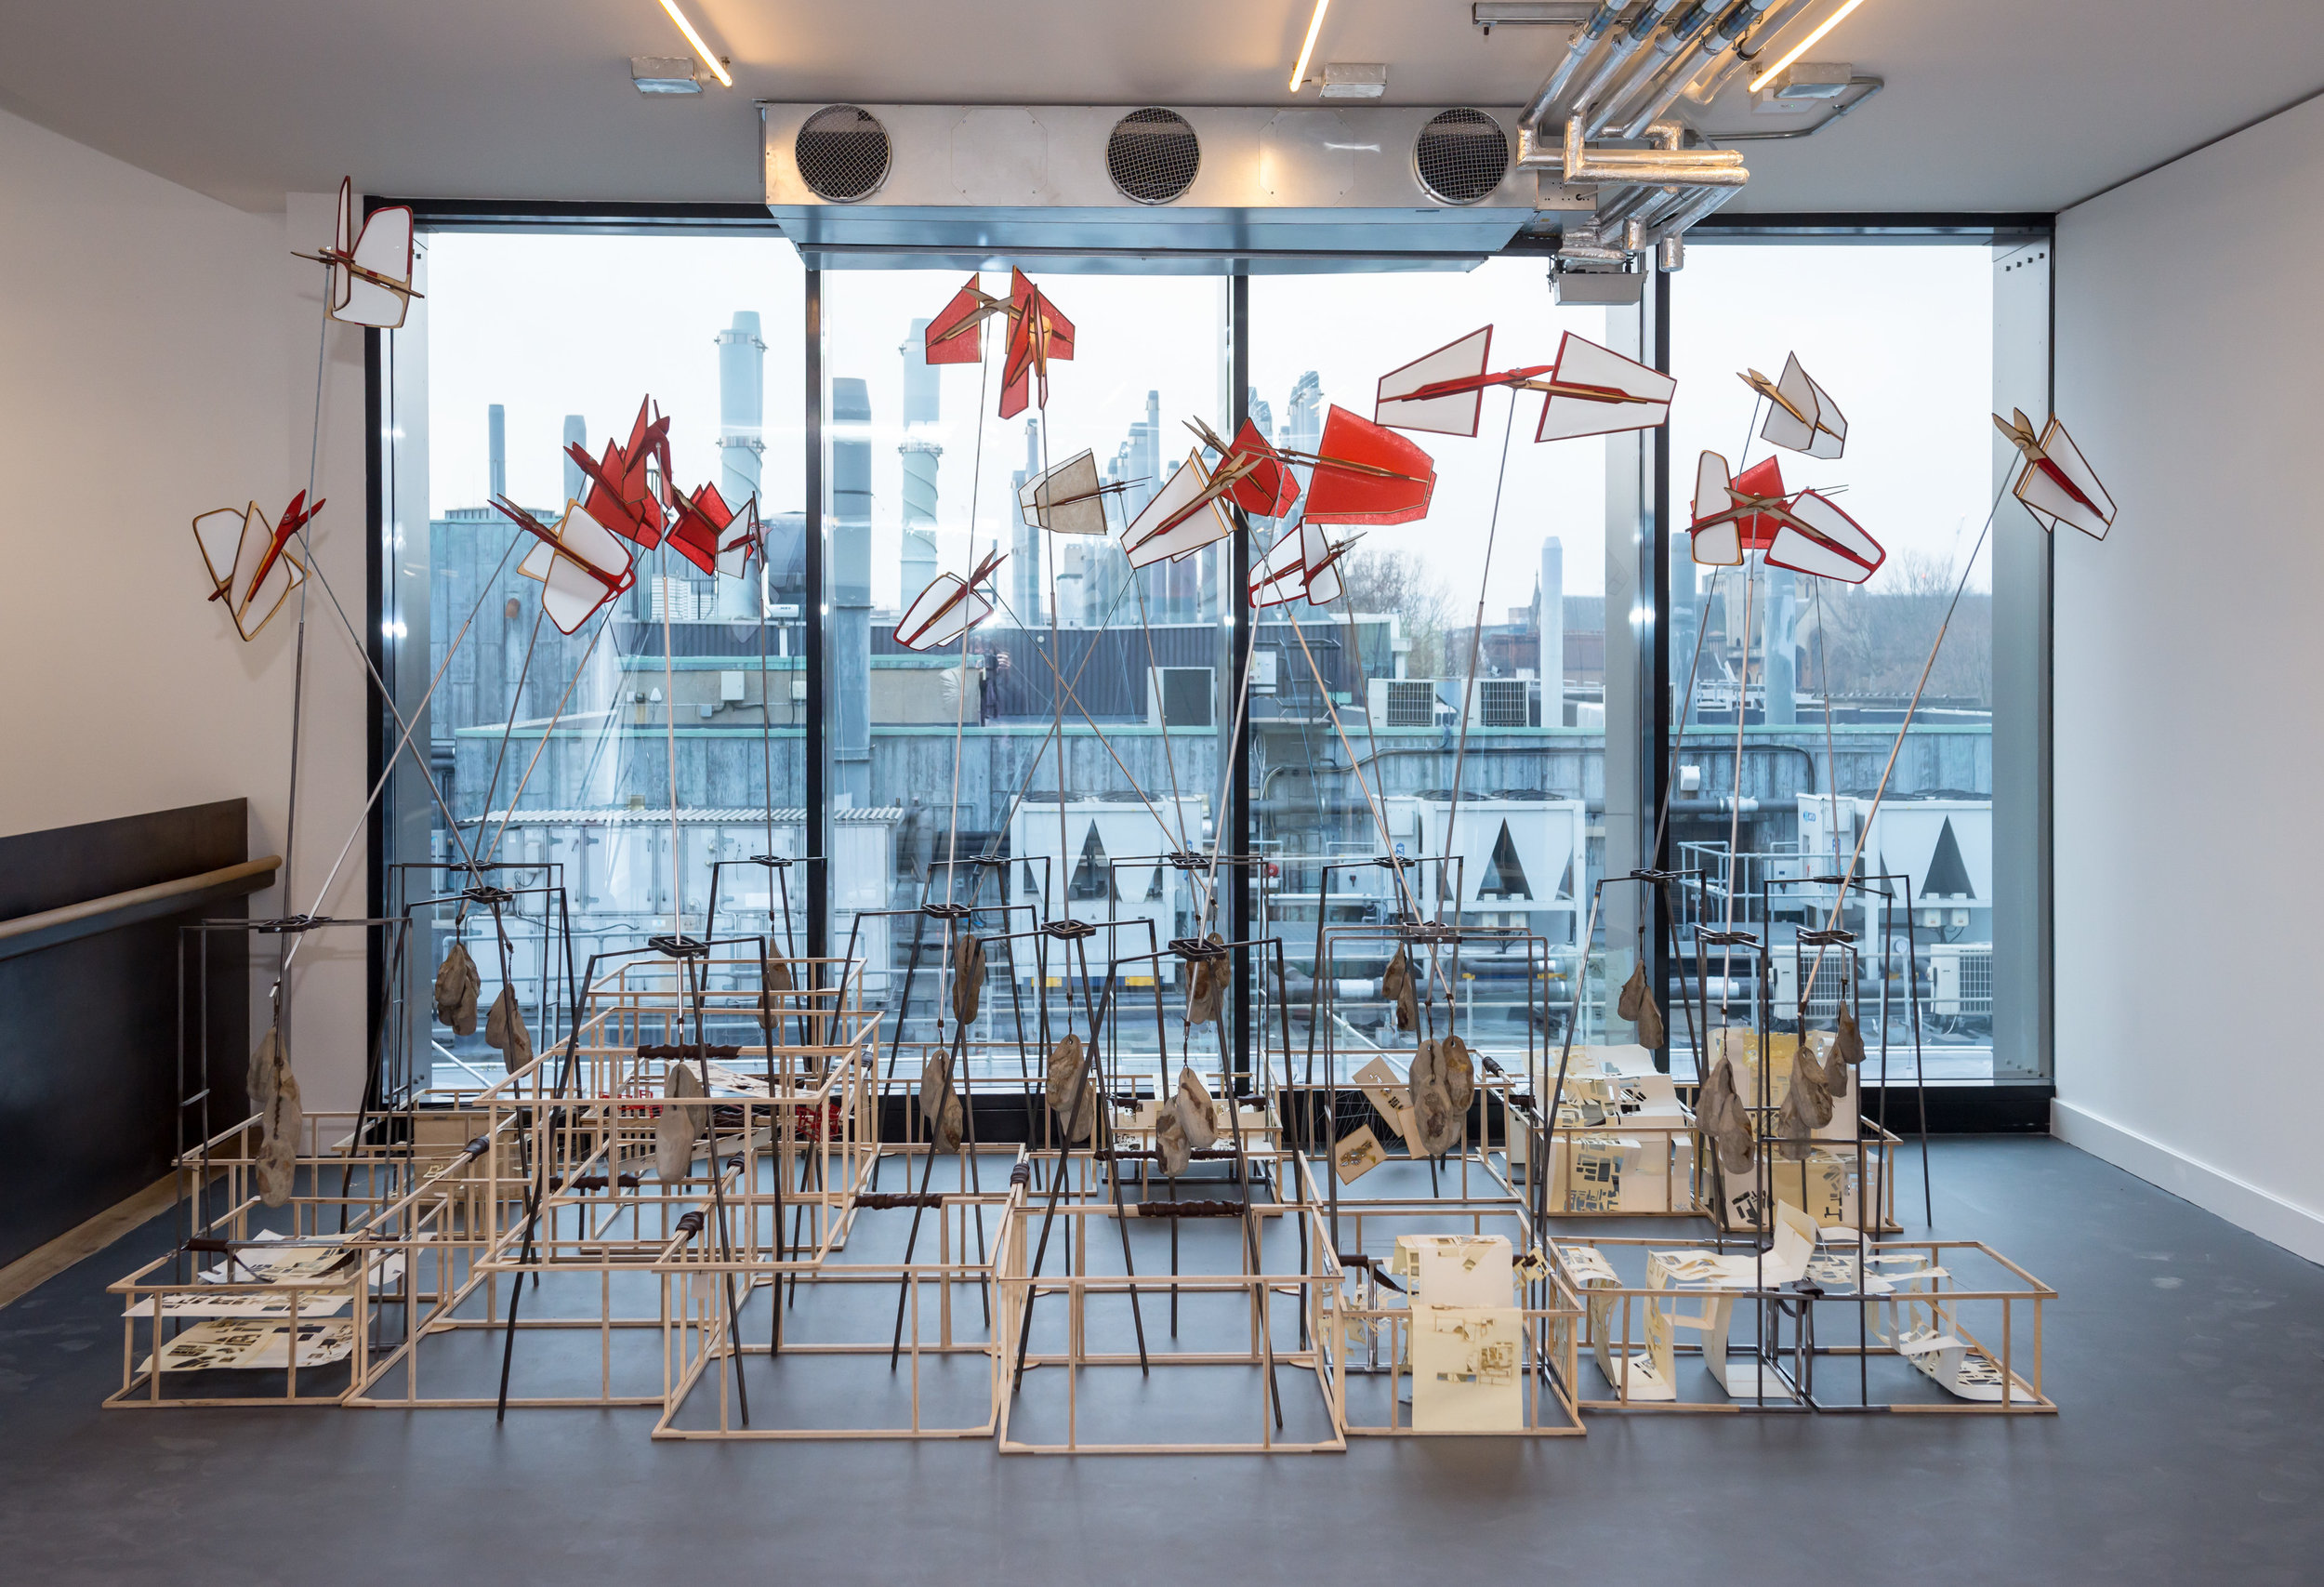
[2053,95,2324,1262]
[0,109,372,1113]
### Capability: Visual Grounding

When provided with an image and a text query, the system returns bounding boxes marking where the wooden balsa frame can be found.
[1556,1235,2056,1415]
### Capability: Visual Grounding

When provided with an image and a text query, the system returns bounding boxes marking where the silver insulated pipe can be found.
[1545,0,1686,132]
[1586,0,1721,137]
[1615,0,1778,139]
[1519,1,1627,131]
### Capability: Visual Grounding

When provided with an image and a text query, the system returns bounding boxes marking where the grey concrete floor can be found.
[1,1137,2317,1585]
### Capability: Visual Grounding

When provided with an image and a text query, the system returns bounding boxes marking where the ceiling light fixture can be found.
[1288,0,1333,94]
[1748,0,1870,92]
[658,0,733,89]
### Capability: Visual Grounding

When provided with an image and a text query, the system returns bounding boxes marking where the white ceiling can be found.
[1,0,2319,214]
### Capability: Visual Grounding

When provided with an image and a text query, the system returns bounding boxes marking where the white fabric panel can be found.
[1374,326,1490,437]
[1691,450,1734,524]
[1537,332,1674,442]
[1020,449,1108,535]
[337,205,412,329]
[1123,453,1232,568]
[1691,521,1741,566]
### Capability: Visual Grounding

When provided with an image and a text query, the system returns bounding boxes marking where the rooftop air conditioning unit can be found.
[1368,678,1443,729]
[1466,677,1537,729]
[761,103,1535,265]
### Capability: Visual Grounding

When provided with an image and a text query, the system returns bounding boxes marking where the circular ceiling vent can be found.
[1106,108,1201,205]
[1414,109,1511,205]
[795,105,891,204]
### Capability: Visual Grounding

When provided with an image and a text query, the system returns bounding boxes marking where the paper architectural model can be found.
[924,268,1076,419]
[894,549,1006,651]
[1122,450,1237,569]
[1331,1122,1386,1184]
[1299,406,1438,525]
[1353,1054,1414,1143]
[291,178,419,329]
[1691,452,1884,583]
[1742,353,1847,459]
[1375,327,1674,442]
[1017,449,1128,536]
[1873,1257,2014,1402]
[193,494,321,641]
[1994,408,2115,539]
[566,398,673,549]
[495,496,637,635]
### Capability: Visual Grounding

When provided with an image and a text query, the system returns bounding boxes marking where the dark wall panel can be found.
[0,800,251,1268]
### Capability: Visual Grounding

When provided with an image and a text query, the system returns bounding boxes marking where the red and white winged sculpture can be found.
[923,269,1076,420]
[895,549,1007,652]
[1018,449,1137,537]
[292,178,419,330]
[1122,418,1305,569]
[1374,327,1674,443]
[1994,408,2114,540]
[1248,518,1361,609]
[192,492,324,641]
[1690,453,1884,584]
[1122,450,1238,569]
[667,482,762,578]
[1742,353,1847,460]
[566,398,673,549]
[494,496,636,635]
[1300,406,1436,526]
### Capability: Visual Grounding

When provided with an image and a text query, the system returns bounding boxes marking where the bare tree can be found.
[1338,546,1456,677]
[1797,549,1992,707]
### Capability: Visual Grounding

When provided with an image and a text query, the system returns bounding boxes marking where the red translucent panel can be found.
[923,275,989,365]
[667,483,733,576]
[1303,406,1435,527]
[1220,420,1301,519]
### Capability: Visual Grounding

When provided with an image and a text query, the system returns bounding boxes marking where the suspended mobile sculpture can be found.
[491,496,637,635]
[292,177,420,330]
[1374,327,1674,443]
[1689,452,1884,584]
[1994,407,2115,538]
[1741,352,1848,459]
[894,548,1008,651]
[191,492,324,641]
[923,268,1076,419]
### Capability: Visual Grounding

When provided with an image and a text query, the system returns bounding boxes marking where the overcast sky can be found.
[424,235,1997,617]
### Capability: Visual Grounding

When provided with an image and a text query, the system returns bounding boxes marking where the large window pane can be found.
[405,231,807,1092]
[1667,243,2028,1082]
[820,271,1230,1079]
[1250,261,1630,1085]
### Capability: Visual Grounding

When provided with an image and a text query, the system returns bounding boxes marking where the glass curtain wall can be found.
[381,226,2047,1094]
[398,231,807,1091]
[1664,240,2045,1083]
[819,270,1231,1084]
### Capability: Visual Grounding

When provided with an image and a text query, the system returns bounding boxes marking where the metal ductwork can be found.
[760,102,1537,271]
[1510,0,1830,289]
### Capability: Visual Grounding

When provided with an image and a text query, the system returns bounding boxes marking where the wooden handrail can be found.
[0,854,281,961]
